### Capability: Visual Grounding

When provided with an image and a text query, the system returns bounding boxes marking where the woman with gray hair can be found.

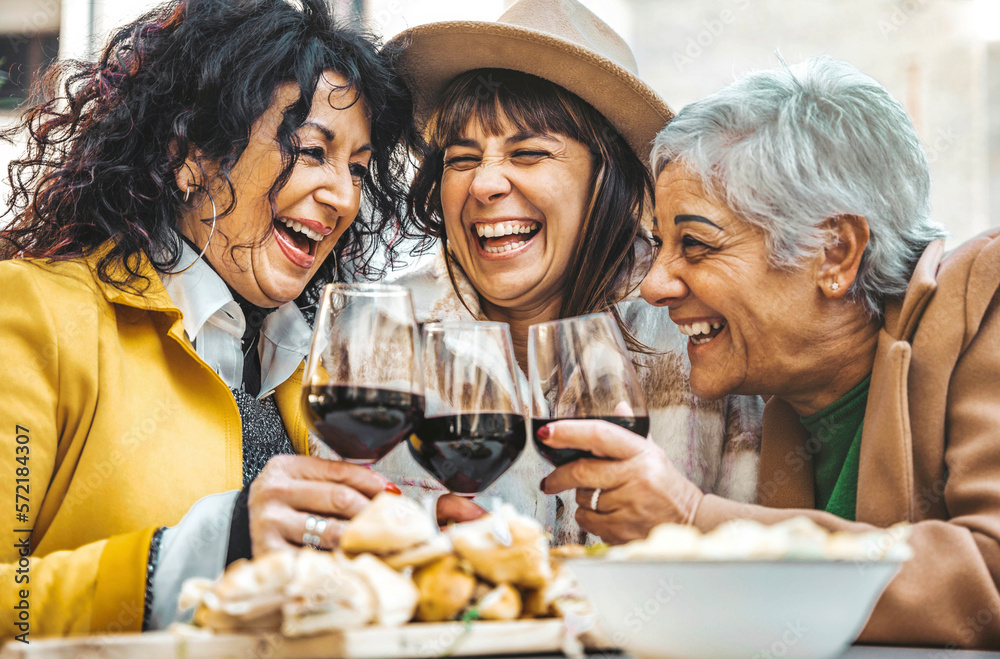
[539,56,1000,647]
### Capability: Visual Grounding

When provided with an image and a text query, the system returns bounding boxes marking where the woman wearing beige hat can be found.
[372,0,763,545]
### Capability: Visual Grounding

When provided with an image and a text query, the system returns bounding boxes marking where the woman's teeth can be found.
[677,321,726,345]
[278,217,325,242]
[678,321,724,336]
[484,240,528,254]
[475,221,539,238]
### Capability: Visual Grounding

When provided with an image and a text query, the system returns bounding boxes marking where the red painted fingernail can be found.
[384,482,402,495]
[536,424,551,440]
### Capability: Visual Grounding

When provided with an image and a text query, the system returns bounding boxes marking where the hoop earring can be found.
[183,186,191,203]
[174,187,217,274]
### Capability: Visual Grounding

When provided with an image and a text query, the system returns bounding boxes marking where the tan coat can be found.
[695,228,1000,648]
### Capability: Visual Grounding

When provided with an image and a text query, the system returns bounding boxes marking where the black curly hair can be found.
[0,0,416,304]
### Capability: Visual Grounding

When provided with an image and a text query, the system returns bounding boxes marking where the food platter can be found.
[0,618,582,659]
[0,493,605,659]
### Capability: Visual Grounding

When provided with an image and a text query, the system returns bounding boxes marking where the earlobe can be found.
[170,139,205,202]
[822,279,845,299]
[818,214,869,300]
[175,162,199,201]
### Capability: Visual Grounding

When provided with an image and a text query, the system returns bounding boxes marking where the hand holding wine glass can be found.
[249,284,423,555]
[537,419,703,544]
[408,322,526,497]
[528,312,649,467]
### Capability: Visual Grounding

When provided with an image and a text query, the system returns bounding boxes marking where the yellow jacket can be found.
[0,251,309,639]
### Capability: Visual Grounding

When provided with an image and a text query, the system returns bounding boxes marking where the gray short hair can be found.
[651,56,947,317]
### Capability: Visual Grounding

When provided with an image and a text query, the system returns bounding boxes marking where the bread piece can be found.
[192,605,283,633]
[550,544,587,561]
[350,553,419,627]
[179,578,215,614]
[522,562,582,618]
[281,550,375,636]
[413,555,477,622]
[384,533,453,571]
[341,492,437,556]
[449,506,552,588]
[215,550,298,599]
[190,550,297,620]
[609,523,703,561]
[282,605,369,638]
[473,583,522,621]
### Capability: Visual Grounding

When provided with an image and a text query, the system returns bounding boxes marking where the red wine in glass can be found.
[304,385,424,464]
[531,415,650,466]
[409,412,526,495]
[528,312,649,468]
[302,284,423,465]
[411,322,526,496]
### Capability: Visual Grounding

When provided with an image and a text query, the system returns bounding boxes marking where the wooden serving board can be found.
[0,619,576,659]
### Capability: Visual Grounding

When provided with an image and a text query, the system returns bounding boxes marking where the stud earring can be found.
[830,281,841,292]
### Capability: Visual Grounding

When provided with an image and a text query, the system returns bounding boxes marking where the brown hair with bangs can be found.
[408,68,654,352]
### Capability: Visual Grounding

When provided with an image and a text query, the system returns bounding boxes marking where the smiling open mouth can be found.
[474,220,541,254]
[272,217,330,269]
[677,319,728,346]
[273,217,323,256]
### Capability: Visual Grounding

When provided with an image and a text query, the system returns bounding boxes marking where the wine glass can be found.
[407,322,527,497]
[528,312,649,466]
[302,283,423,464]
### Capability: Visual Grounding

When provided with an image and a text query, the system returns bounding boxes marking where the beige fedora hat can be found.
[388,0,673,165]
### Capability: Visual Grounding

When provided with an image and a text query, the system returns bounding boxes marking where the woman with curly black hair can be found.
[0,0,413,638]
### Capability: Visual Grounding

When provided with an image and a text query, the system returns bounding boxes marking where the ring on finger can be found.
[305,515,329,534]
[590,488,602,512]
[303,514,330,549]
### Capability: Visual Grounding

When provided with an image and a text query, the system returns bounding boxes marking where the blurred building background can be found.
[1,0,999,247]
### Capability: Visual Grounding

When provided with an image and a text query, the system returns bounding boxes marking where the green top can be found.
[800,375,871,521]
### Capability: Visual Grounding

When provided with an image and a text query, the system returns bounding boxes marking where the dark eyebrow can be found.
[302,121,335,141]
[506,130,560,146]
[675,214,723,230]
[302,121,371,155]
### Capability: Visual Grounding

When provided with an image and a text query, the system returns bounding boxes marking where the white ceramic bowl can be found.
[566,559,901,659]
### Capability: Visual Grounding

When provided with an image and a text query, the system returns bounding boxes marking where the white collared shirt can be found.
[158,239,313,398]
[146,239,317,631]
